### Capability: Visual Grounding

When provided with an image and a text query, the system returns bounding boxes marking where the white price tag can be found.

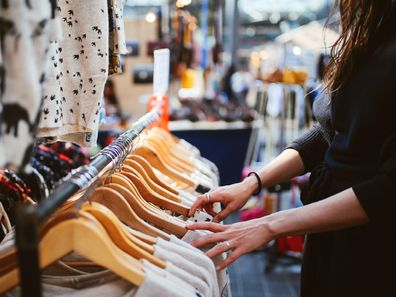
[153,48,170,97]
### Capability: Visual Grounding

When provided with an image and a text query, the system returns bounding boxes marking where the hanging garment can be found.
[0,0,59,173]
[163,261,210,297]
[156,237,220,297]
[3,265,203,297]
[108,0,127,75]
[182,230,232,297]
[140,259,205,297]
[38,0,109,147]
[154,243,216,297]
[112,0,127,55]
[107,0,121,75]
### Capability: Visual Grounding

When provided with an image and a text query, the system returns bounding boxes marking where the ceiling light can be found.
[176,0,192,8]
[293,46,302,56]
[145,11,157,23]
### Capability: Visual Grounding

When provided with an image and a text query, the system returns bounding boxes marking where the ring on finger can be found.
[205,192,211,203]
[224,240,231,250]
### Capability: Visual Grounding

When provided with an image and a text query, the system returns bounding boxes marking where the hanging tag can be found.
[153,48,170,97]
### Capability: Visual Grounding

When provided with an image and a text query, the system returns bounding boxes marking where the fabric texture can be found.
[165,261,210,297]
[112,0,127,55]
[288,91,333,172]
[38,0,109,147]
[0,0,59,173]
[182,230,231,297]
[3,257,203,297]
[107,0,122,75]
[154,240,219,297]
[140,259,203,296]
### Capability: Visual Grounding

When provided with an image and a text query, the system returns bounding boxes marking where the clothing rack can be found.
[14,108,161,297]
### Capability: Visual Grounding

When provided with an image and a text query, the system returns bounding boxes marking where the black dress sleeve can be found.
[288,122,330,172]
[352,132,396,226]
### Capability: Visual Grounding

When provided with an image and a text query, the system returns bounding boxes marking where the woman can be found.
[187,1,396,296]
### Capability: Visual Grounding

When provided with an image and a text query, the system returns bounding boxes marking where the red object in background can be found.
[276,235,304,253]
[105,135,117,147]
[239,207,265,222]
[148,96,169,131]
[147,40,169,56]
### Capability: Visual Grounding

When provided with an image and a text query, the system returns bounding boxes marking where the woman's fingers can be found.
[215,248,245,271]
[203,204,218,217]
[191,231,229,248]
[188,190,223,217]
[206,239,235,259]
[188,195,205,217]
[213,207,234,223]
[186,222,228,233]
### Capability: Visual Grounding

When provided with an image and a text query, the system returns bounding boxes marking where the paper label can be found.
[153,48,170,97]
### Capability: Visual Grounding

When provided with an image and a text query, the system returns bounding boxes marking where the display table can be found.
[170,120,263,186]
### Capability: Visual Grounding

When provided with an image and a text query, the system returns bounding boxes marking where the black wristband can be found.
[247,172,262,195]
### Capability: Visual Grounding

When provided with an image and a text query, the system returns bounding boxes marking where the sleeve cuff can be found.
[287,143,315,172]
[352,175,395,226]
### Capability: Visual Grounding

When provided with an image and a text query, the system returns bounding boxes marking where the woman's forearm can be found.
[266,188,369,238]
[244,149,305,191]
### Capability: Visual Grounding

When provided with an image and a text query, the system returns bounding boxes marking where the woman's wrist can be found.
[241,175,260,196]
[261,208,298,239]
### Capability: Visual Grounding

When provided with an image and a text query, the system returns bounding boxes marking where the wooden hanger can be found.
[121,164,189,216]
[117,171,176,221]
[89,184,170,240]
[110,174,187,237]
[151,127,200,157]
[123,159,181,203]
[127,155,179,195]
[145,137,194,174]
[151,129,215,177]
[146,133,198,170]
[98,173,169,235]
[109,172,173,218]
[0,212,145,294]
[101,173,166,217]
[133,145,195,189]
[139,141,214,189]
[141,141,214,187]
[81,202,166,268]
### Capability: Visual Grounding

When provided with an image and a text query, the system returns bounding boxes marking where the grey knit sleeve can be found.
[287,91,333,172]
[288,122,330,172]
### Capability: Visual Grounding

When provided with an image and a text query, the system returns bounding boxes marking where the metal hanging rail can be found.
[14,108,161,297]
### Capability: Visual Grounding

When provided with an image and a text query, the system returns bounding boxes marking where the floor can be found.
[226,214,301,297]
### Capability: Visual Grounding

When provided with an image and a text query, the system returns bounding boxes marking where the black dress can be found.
[289,23,396,297]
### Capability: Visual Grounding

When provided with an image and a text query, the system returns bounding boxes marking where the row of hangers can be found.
[0,126,218,294]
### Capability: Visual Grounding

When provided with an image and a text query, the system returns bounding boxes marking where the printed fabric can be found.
[37,0,109,147]
[0,0,59,173]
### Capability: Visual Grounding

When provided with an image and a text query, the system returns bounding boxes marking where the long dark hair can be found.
[324,0,396,94]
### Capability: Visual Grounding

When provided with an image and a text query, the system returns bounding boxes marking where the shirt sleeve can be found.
[287,122,330,172]
[352,133,396,226]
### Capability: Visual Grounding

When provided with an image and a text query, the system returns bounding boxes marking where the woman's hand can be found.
[188,177,258,222]
[186,218,276,270]
[187,188,370,270]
